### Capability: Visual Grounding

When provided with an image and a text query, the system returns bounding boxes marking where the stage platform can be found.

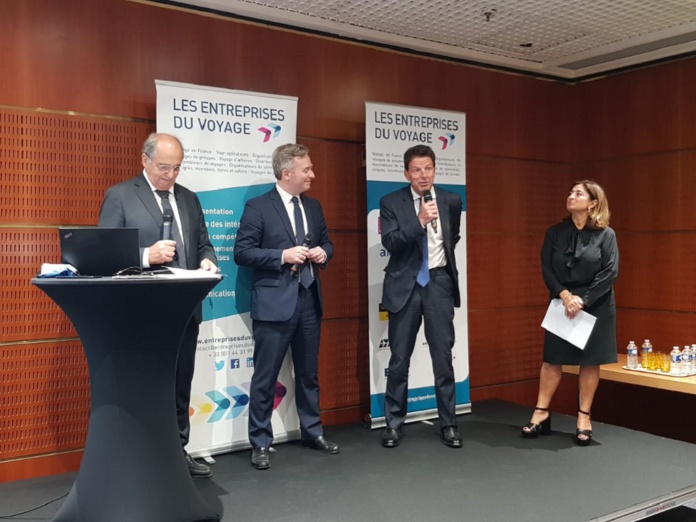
[2,400,696,522]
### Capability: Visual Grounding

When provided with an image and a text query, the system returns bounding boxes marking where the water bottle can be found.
[626,341,638,369]
[682,345,692,376]
[670,346,681,376]
[641,339,652,368]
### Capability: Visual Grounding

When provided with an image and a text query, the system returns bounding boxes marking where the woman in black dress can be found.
[522,180,619,446]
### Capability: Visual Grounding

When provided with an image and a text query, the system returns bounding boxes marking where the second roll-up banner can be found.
[365,101,471,428]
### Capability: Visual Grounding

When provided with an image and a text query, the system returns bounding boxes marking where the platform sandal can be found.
[575,409,593,446]
[521,407,552,439]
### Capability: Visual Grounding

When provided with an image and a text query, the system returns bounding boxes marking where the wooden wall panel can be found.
[0,109,150,226]
[576,61,696,161]
[321,232,368,320]
[467,234,547,309]
[613,233,696,312]
[301,138,365,231]
[575,151,696,233]
[0,340,89,459]
[1,227,74,342]
[0,0,571,159]
[468,307,547,388]
[617,310,696,354]
[318,319,370,412]
[467,155,574,233]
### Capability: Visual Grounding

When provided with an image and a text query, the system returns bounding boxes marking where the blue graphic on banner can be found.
[369,379,470,419]
[197,183,274,321]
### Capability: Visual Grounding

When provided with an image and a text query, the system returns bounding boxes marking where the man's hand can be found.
[284,245,310,265]
[149,240,177,265]
[307,247,327,264]
[418,200,438,228]
[199,259,219,272]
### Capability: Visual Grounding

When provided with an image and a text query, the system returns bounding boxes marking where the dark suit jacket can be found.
[98,172,217,322]
[380,185,461,314]
[233,187,333,322]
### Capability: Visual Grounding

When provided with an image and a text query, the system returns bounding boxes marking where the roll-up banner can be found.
[156,80,298,456]
[365,101,470,428]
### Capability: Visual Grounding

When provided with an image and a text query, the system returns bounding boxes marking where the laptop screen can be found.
[59,227,141,276]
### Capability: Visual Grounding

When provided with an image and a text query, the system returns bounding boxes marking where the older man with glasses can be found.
[98,132,219,478]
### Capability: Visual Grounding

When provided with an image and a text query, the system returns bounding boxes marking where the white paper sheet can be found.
[541,298,596,350]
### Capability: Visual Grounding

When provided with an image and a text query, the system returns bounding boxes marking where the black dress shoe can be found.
[441,426,463,448]
[251,447,270,470]
[184,451,213,478]
[381,428,402,448]
[301,436,340,454]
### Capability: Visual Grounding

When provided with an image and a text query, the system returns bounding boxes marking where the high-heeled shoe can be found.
[575,409,593,446]
[521,407,552,439]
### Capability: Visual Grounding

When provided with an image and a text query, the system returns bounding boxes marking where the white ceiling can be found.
[167,0,696,81]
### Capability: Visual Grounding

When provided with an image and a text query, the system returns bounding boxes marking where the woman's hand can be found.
[563,293,584,319]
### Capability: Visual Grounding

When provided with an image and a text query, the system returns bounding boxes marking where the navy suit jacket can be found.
[98,172,217,322]
[380,185,461,314]
[234,187,333,322]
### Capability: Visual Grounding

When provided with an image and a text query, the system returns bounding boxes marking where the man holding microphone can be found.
[379,144,463,449]
[98,133,218,478]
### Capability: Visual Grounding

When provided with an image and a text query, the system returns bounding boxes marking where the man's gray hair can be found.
[272,143,309,180]
[142,133,183,159]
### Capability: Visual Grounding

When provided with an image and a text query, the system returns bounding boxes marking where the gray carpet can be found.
[2,400,696,522]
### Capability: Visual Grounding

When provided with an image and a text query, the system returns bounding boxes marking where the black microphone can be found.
[291,233,314,273]
[162,210,173,240]
[423,190,437,232]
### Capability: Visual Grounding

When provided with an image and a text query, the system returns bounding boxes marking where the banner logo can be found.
[438,132,456,150]
[258,123,282,142]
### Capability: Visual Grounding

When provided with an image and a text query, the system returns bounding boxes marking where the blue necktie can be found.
[291,197,313,288]
[416,198,430,287]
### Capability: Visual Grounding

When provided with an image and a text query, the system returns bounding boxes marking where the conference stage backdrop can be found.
[156,80,298,456]
[366,101,470,428]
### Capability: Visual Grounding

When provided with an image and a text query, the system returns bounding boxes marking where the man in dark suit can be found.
[379,144,463,449]
[234,143,338,470]
[98,133,218,478]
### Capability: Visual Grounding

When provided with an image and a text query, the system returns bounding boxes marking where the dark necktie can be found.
[416,197,430,287]
[291,196,313,288]
[155,190,187,268]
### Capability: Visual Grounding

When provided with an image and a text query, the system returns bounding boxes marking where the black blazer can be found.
[98,172,217,322]
[380,185,461,314]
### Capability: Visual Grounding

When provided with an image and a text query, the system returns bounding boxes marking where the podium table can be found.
[33,275,222,522]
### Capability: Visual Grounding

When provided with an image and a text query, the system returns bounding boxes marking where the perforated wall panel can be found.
[0,341,89,459]
[0,108,153,225]
[0,227,75,343]
[468,307,546,388]
[301,138,365,231]
[319,319,369,410]
[321,232,367,320]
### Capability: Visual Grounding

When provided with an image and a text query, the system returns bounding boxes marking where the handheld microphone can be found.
[162,210,173,240]
[291,233,314,273]
[423,190,437,232]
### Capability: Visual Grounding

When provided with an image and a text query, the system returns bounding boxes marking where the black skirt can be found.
[543,290,617,366]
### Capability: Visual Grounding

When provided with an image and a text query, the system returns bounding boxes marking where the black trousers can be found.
[384,269,457,430]
[176,318,199,448]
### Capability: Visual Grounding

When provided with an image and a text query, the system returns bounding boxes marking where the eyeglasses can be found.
[146,154,181,173]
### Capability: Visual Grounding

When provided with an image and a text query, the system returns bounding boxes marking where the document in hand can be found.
[541,299,596,350]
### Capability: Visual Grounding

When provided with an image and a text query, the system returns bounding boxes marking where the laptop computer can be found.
[59,227,141,276]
